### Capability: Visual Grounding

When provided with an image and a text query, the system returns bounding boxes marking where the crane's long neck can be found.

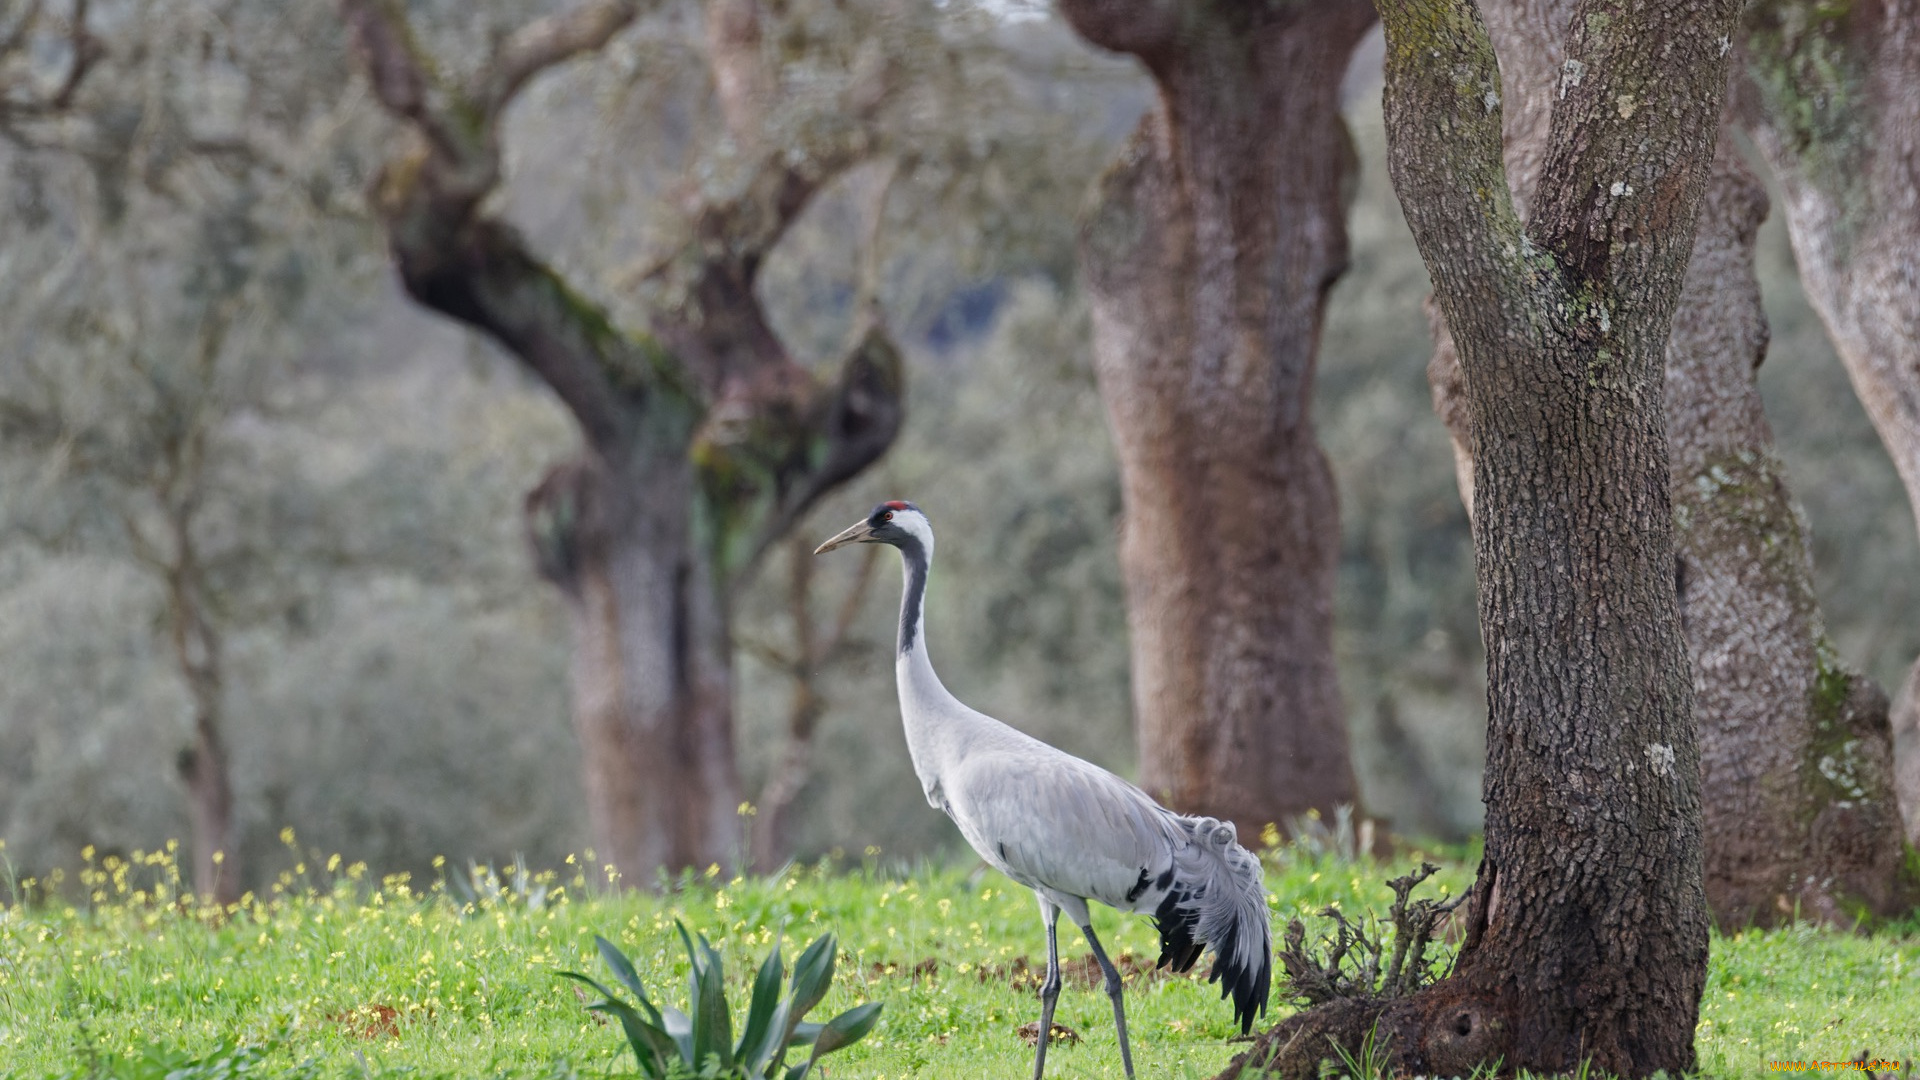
[893,535,964,722]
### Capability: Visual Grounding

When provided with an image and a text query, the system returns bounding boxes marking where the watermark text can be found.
[1768,1063,1903,1074]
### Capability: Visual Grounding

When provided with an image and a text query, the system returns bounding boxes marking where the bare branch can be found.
[698,138,870,269]
[480,0,638,116]
[727,321,904,577]
[0,0,46,57]
[336,0,470,165]
[647,3,903,284]
[703,0,771,141]
[1275,862,1464,1008]
[119,505,170,573]
[0,0,102,139]
[46,0,97,110]
[737,634,797,672]
[817,542,881,666]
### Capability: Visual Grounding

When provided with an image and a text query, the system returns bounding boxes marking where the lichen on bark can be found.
[1315,0,1741,1074]
[1736,0,1920,850]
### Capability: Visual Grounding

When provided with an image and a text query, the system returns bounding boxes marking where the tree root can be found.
[1213,982,1514,1079]
[1213,996,1386,1078]
[1216,862,1500,1078]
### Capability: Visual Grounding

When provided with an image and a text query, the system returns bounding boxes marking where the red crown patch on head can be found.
[884,500,913,511]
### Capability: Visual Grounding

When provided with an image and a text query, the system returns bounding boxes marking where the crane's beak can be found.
[813,520,874,555]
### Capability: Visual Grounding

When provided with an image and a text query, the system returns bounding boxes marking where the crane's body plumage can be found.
[817,502,1271,1079]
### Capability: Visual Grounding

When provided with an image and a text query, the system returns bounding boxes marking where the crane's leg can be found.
[1032,897,1061,1080]
[1078,921,1135,1080]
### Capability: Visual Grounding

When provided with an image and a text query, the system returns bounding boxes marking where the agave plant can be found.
[560,923,882,1080]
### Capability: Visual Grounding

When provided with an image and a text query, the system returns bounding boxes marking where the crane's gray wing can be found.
[943,748,1180,910]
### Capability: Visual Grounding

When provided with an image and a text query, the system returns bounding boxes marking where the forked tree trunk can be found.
[341,0,904,878]
[1057,0,1374,836]
[1378,0,1730,1067]
[1737,0,1920,848]
[1224,1,1735,1074]
[1425,0,1908,927]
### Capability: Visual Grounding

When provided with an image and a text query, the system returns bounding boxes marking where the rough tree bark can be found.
[1666,141,1907,924]
[339,0,903,877]
[1223,0,1735,1074]
[1055,0,1374,837]
[1736,0,1920,848]
[1424,0,1908,927]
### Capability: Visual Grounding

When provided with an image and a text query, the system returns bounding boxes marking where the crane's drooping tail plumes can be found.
[1150,816,1271,1033]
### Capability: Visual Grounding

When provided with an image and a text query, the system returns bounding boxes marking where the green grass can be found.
[0,839,1914,1078]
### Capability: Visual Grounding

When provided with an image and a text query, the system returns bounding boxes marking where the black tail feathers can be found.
[1152,887,1205,973]
[1205,909,1271,1034]
[1151,884,1270,1033]
[1149,815,1273,1035]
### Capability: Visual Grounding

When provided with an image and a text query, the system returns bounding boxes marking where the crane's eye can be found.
[883,511,894,522]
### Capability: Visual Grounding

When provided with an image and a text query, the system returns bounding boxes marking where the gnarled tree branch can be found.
[339,0,678,451]
[481,0,638,116]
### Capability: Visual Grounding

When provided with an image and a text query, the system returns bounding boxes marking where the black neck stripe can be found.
[898,537,927,656]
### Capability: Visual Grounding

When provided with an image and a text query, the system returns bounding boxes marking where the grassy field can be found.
[1,837,1915,1079]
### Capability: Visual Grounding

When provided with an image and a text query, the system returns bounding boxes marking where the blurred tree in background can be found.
[1422,0,1908,927]
[1056,0,1375,840]
[339,0,908,880]
[335,0,1140,879]
[0,0,384,901]
[0,0,587,890]
[1737,0,1920,845]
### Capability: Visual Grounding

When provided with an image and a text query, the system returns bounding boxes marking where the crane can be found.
[815,500,1271,1080]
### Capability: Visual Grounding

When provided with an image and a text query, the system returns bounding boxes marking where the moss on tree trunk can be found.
[1221,0,1739,1074]
[340,0,905,877]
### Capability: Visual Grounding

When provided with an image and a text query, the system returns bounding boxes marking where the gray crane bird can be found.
[815,501,1271,1080]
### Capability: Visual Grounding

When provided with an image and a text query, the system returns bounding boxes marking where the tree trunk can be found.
[526,454,741,876]
[1224,1,1737,1074]
[1897,665,1920,845]
[340,0,904,878]
[1424,0,1909,927]
[166,553,239,908]
[1737,0,1920,849]
[1057,0,1374,837]
[1667,141,1908,925]
[1381,0,1732,1067]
